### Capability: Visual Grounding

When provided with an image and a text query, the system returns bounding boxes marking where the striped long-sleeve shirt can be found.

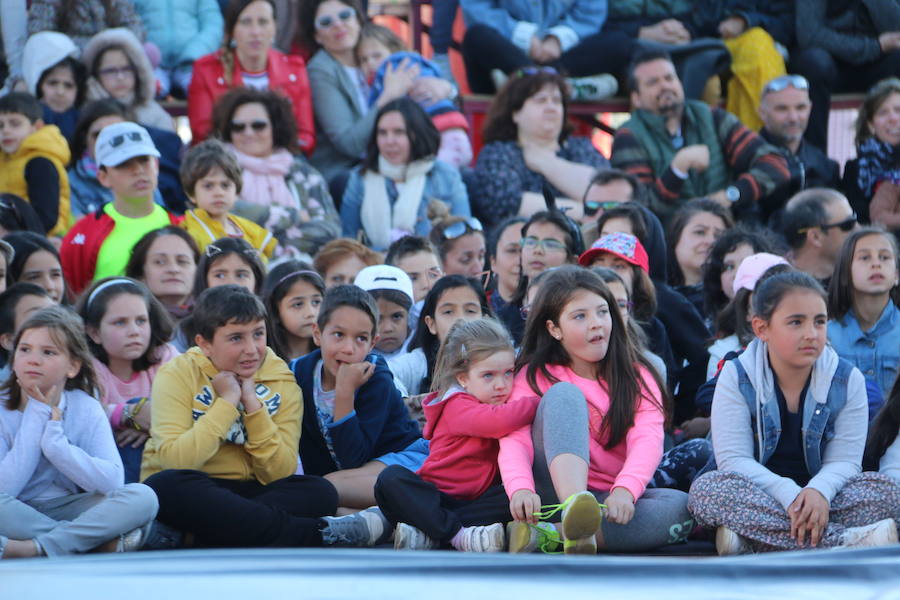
[611,107,790,222]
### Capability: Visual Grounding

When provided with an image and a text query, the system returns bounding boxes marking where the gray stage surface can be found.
[2,546,900,599]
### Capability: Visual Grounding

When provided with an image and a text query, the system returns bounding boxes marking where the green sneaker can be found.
[533,491,604,555]
[507,521,562,554]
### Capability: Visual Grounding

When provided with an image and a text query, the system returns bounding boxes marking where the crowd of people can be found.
[1,0,900,560]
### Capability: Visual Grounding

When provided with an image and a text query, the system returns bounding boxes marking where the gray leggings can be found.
[0,483,158,556]
[531,382,693,552]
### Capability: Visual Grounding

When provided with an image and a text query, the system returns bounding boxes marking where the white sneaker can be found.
[455,523,506,552]
[567,74,618,102]
[394,523,437,551]
[117,521,153,552]
[321,507,391,547]
[715,525,751,556]
[839,518,898,549]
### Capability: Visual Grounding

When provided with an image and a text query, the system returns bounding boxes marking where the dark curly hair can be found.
[211,87,299,152]
[482,71,572,144]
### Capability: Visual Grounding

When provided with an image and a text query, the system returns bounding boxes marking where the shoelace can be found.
[528,523,563,554]
[532,493,607,522]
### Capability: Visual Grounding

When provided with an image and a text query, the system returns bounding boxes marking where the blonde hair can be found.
[430,317,514,394]
[357,23,407,57]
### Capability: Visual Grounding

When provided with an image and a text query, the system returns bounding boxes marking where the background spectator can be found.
[28,0,146,49]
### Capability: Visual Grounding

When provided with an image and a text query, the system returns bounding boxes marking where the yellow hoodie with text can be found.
[140,346,302,484]
[0,125,71,236]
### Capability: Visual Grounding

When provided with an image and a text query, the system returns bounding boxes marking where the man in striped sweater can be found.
[611,48,790,225]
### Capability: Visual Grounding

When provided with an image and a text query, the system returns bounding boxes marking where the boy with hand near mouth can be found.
[0,92,71,236]
[60,121,180,294]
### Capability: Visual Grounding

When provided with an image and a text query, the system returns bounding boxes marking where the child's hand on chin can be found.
[29,384,62,420]
[211,371,242,407]
[335,360,375,395]
[239,376,262,414]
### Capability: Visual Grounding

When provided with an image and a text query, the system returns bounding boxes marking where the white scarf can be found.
[361,156,434,250]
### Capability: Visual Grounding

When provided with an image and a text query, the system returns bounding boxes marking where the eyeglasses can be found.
[109,131,144,147]
[798,213,857,234]
[762,75,809,96]
[230,120,269,134]
[98,66,135,79]
[520,237,567,253]
[516,66,558,78]
[441,217,483,240]
[315,8,355,29]
[583,201,621,217]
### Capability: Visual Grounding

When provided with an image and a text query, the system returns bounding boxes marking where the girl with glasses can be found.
[188,0,316,151]
[82,28,173,132]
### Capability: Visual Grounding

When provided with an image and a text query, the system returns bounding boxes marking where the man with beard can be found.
[611,49,790,224]
[757,74,839,224]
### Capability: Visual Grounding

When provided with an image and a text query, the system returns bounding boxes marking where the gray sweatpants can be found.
[531,382,693,552]
[0,483,158,556]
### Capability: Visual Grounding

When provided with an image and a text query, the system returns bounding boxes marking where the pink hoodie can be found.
[498,364,664,502]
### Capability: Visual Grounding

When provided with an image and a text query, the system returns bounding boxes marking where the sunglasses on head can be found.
[441,217,483,240]
[516,66,558,78]
[798,213,857,235]
[763,75,809,96]
[230,120,269,134]
[109,131,143,147]
[315,8,355,29]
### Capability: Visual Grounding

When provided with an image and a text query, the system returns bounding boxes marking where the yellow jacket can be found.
[182,208,277,261]
[140,346,302,484]
[0,125,71,236]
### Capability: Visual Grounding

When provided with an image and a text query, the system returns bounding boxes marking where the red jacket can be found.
[187,49,315,153]
[60,207,181,296]
[416,388,539,500]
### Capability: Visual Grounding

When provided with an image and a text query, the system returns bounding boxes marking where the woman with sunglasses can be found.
[472,70,609,229]
[210,87,339,259]
[340,98,470,252]
[300,0,454,190]
[844,78,900,227]
[188,0,315,150]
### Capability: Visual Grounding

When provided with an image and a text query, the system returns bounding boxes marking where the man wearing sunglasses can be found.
[779,188,858,284]
[611,49,790,224]
[757,75,840,224]
[61,122,180,294]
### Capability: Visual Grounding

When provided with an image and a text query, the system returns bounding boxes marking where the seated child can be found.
[60,121,180,295]
[0,283,54,379]
[75,277,180,483]
[385,235,444,326]
[264,261,326,363]
[180,139,277,261]
[0,92,71,236]
[291,285,424,512]
[141,285,339,548]
[313,238,382,289]
[5,231,69,303]
[354,264,415,360]
[21,31,87,146]
[0,306,158,558]
[357,24,472,168]
[192,237,266,298]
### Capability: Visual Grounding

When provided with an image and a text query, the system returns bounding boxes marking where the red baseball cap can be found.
[578,232,650,273]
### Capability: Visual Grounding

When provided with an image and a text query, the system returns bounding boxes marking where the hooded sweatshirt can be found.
[22,31,81,143]
[140,347,302,484]
[711,339,868,510]
[0,124,71,236]
[81,28,174,132]
[416,386,539,500]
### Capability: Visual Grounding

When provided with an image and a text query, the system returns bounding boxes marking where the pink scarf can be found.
[228,145,296,209]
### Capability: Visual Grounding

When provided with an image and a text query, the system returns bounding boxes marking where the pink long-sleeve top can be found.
[498,364,664,502]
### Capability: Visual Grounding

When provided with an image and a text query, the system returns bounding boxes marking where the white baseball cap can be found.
[354,265,414,304]
[95,121,160,167]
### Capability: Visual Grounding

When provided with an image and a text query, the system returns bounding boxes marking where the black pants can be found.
[461,24,636,93]
[145,469,338,548]
[374,465,512,543]
[791,47,900,150]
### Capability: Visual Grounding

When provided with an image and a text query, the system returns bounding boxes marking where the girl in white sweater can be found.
[0,306,157,558]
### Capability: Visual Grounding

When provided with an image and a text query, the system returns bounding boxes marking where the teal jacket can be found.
[131,0,223,69]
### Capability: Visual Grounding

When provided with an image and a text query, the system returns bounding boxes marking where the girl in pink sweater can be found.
[75,277,179,483]
[502,265,693,554]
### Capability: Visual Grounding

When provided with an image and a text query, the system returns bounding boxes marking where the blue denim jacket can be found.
[731,355,854,476]
[460,0,607,52]
[828,302,900,397]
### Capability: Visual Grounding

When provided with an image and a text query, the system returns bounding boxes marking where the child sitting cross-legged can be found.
[141,285,338,548]
[180,139,277,262]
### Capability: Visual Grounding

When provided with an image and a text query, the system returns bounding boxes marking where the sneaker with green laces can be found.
[507,521,562,554]
[533,491,604,555]
[567,74,618,102]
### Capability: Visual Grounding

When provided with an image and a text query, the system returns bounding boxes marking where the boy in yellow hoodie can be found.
[180,139,277,262]
[141,284,338,547]
[0,92,71,236]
